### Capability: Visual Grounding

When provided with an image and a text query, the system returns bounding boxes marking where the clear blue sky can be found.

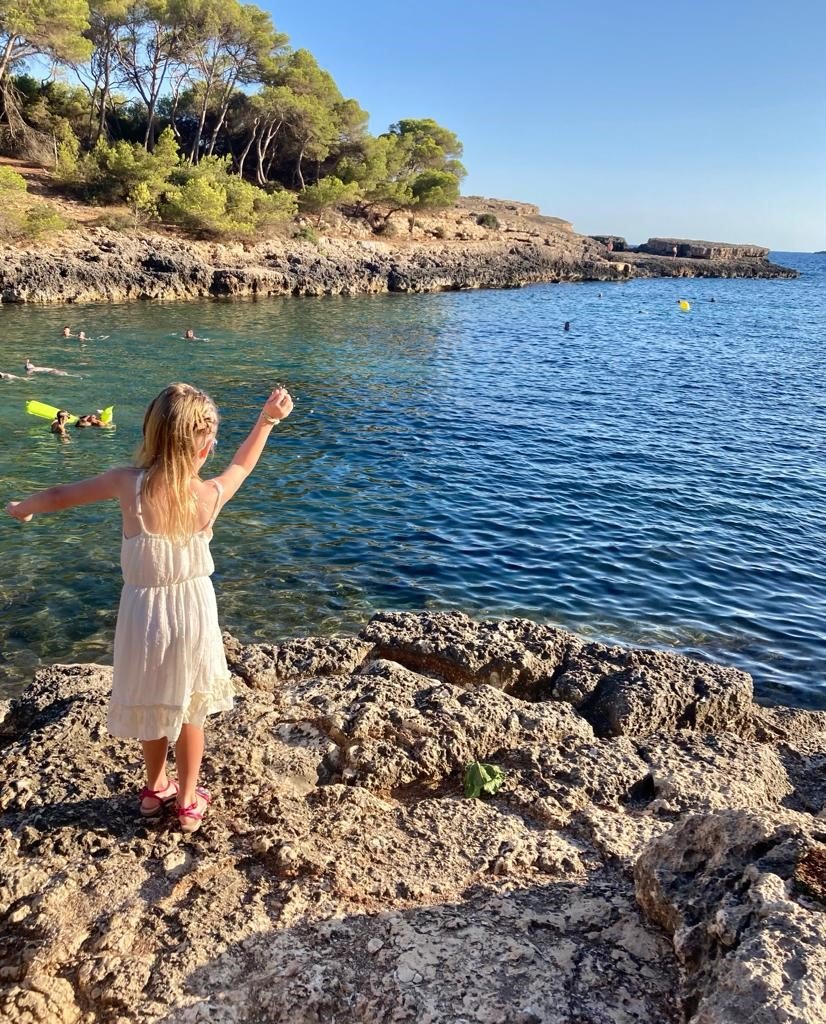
[268,0,825,251]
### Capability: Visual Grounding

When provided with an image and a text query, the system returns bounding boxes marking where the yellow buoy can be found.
[678,299,691,311]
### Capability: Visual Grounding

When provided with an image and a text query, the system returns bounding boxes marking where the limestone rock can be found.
[1,611,823,1023]
[223,632,372,691]
[635,810,826,1023]
[0,204,796,307]
[552,641,754,737]
[361,609,578,698]
[640,237,770,260]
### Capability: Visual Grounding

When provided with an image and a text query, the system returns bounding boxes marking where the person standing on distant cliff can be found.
[672,245,678,258]
[6,381,294,834]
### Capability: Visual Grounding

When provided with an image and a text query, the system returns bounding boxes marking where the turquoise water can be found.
[1,252,824,707]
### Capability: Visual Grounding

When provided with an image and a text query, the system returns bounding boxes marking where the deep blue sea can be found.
[1,252,823,706]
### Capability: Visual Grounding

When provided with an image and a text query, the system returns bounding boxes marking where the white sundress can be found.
[108,471,234,742]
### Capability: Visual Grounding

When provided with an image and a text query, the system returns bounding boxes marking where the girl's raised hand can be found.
[263,386,293,423]
[6,501,33,522]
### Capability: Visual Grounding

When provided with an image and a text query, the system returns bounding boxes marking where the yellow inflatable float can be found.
[26,400,114,425]
[678,299,691,311]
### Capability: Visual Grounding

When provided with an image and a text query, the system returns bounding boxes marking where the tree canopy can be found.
[0,0,467,232]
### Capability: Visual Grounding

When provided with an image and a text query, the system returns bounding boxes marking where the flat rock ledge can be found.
[2,610,825,1024]
[0,222,796,305]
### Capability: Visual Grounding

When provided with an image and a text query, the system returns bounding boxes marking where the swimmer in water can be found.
[78,331,87,342]
[564,321,571,332]
[76,410,107,428]
[0,370,22,381]
[25,359,69,376]
[62,326,72,337]
[50,409,71,439]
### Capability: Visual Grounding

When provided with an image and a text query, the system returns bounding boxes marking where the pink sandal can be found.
[139,780,179,818]
[176,787,211,833]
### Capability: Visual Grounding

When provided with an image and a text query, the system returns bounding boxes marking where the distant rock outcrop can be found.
[640,237,770,260]
[1,610,824,1023]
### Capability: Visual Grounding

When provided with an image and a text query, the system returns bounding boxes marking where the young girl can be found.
[6,382,293,833]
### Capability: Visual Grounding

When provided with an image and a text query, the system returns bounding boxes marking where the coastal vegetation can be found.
[0,0,465,237]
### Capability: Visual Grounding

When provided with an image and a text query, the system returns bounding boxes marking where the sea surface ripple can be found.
[0,251,823,706]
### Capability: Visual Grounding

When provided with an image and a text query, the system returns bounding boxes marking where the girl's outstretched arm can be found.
[211,387,293,503]
[6,467,129,522]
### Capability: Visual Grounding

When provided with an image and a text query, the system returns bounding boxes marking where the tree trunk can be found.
[236,118,259,178]
[256,119,283,186]
[296,142,306,190]
[206,77,238,156]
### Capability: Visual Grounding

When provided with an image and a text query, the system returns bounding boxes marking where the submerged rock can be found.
[0,610,823,1023]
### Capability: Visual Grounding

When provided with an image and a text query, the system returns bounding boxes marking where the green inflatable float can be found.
[26,400,114,425]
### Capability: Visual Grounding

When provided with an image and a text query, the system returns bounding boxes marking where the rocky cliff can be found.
[1,610,824,1023]
[0,196,797,304]
[640,238,770,260]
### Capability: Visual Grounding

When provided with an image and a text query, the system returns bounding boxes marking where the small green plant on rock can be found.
[463,760,506,799]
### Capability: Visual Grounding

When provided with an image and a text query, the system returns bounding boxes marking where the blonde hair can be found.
[136,383,219,542]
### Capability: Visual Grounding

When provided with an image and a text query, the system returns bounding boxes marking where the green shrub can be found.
[162,158,296,238]
[298,176,361,223]
[374,217,399,237]
[0,166,28,192]
[54,123,81,182]
[92,210,134,232]
[128,181,158,224]
[293,224,318,245]
[79,128,180,204]
[255,188,298,232]
[476,213,499,230]
[0,203,70,240]
[163,175,229,234]
[21,206,69,237]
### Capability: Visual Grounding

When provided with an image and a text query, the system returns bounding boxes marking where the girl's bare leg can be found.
[141,737,171,790]
[175,724,205,808]
[140,737,175,812]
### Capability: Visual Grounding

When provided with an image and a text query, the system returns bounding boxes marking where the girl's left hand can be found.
[6,502,33,522]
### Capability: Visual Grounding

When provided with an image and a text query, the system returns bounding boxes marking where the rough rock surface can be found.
[1,611,824,1023]
[0,197,796,305]
[640,237,770,259]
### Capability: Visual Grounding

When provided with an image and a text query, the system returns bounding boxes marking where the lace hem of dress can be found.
[107,674,235,741]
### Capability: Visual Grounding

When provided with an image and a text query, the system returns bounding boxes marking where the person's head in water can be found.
[137,383,219,542]
[78,331,87,341]
[185,329,195,340]
[62,326,71,337]
[51,409,70,436]
[564,321,571,332]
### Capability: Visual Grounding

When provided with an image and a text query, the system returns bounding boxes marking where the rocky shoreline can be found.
[0,197,797,304]
[1,610,824,1023]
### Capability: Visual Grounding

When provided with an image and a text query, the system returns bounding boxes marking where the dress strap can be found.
[207,480,224,528]
[134,471,146,531]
